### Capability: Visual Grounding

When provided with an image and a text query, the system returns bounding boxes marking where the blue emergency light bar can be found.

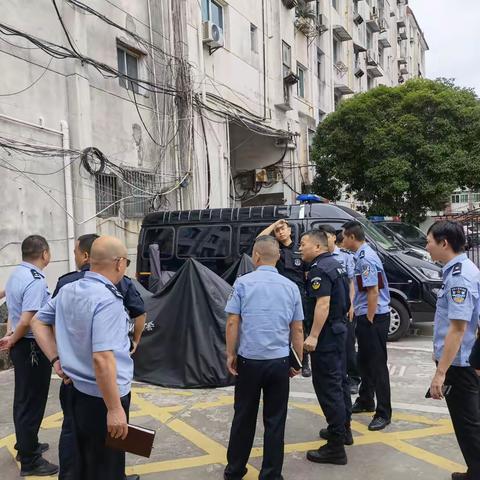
[296,194,327,204]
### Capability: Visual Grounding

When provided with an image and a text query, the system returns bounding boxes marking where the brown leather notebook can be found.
[105,424,156,458]
[355,272,385,292]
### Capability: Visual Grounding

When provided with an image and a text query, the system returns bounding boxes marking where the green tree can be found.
[310,78,480,223]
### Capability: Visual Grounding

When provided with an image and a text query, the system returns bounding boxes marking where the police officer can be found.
[52,233,144,480]
[335,230,362,392]
[342,221,392,431]
[315,225,354,444]
[0,235,58,476]
[426,221,480,480]
[32,236,133,480]
[300,229,351,465]
[224,236,304,480]
[258,219,310,376]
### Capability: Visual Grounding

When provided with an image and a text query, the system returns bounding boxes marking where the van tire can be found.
[388,298,410,342]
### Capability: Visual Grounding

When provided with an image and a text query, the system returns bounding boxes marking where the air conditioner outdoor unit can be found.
[354,66,365,78]
[202,21,224,48]
[353,13,364,25]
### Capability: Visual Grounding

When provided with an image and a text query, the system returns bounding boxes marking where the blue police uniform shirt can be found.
[53,264,145,318]
[5,261,50,339]
[433,253,480,367]
[353,243,391,316]
[225,265,304,360]
[333,247,355,279]
[37,271,133,398]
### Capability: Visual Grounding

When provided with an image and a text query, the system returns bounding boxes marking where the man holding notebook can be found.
[31,236,134,480]
[224,235,304,480]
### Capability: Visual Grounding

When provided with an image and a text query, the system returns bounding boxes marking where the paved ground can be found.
[0,325,467,479]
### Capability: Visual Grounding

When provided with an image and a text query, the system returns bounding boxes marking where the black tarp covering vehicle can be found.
[133,258,234,388]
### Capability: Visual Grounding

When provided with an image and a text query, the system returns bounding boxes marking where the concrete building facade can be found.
[0,0,427,287]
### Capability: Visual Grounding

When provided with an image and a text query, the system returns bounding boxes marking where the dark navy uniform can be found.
[277,242,309,328]
[52,265,145,480]
[306,253,351,444]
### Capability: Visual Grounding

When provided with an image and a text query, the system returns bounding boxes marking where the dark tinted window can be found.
[143,227,174,259]
[239,224,270,254]
[177,225,231,258]
[387,223,426,242]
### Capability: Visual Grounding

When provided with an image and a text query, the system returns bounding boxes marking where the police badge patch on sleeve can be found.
[310,276,322,290]
[362,265,370,278]
[451,287,467,304]
[294,258,302,267]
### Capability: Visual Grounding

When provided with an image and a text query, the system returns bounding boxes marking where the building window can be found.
[332,0,339,11]
[366,29,373,50]
[117,44,140,93]
[297,63,306,98]
[333,38,340,64]
[317,48,324,80]
[122,170,157,218]
[451,193,469,204]
[378,45,385,68]
[202,0,224,30]
[472,193,480,203]
[95,173,120,218]
[282,41,291,78]
[250,24,258,53]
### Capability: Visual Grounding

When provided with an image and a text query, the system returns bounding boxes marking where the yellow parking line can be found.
[385,438,465,473]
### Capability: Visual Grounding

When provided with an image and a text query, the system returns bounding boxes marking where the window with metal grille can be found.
[95,173,120,218]
[122,170,157,218]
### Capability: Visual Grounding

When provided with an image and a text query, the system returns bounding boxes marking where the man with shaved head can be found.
[31,236,134,480]
[224,235,304,480]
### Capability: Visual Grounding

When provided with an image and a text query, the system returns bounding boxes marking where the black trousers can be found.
[346,317,361,385]
[225,356,289,480]
[10,337,51,469]
[445,366,480,476]
[71,387,130,480]
[59,382,75,480]
[311,328,349,442]
[355,313,392,420]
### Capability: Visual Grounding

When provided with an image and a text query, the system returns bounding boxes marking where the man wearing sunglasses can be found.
[50,234,144,480]
[32,235,134,480]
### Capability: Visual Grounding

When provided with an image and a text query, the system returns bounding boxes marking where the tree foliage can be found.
[310,78,480,223]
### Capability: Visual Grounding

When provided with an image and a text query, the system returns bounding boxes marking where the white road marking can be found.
[388,344,432,353]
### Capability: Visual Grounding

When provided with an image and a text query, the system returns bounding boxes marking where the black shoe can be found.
[306,442,347,465]
[351,399,375,414]
[302,366,312,377]
[16,443,49,462]
[20,459,58,477]
[368,416,391,431]
[224,467,248,480]
[451,473,470,480]
[126,476,140,480]
[319,428,354,446]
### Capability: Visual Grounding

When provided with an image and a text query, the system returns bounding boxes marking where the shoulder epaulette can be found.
[30,269,42,280]
[452,263,462,276]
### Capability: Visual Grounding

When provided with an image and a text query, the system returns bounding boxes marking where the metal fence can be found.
[436,208,480,266]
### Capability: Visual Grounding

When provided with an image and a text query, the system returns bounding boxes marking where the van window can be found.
[143,227,175,259]
[239,224,271,254]
[177,225,231,258]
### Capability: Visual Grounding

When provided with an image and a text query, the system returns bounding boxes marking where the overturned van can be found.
[137,203,442,341]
